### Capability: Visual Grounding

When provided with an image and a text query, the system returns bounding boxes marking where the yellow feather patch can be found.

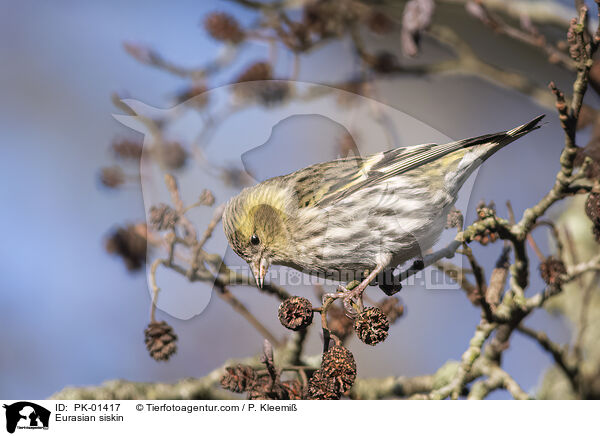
[229,183,290,238]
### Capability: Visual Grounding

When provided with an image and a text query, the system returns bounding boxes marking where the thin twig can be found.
[517,325,577,386]
[574,271,600,364]
[149,258,167,323]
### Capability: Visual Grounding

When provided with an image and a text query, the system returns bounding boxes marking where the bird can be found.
[222,115,544,298]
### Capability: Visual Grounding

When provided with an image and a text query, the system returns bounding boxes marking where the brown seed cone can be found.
[246,376,274,400]
[198,189,215,206]
[100,166,125,188]
[302,2,325,33]
[307,370,341,400]
[321,345,356,392]
[539,256,567,286]
[112,139,143,160]
[281,380,304,400]
[144,321,178,361]
[585,192,600,225]
[204,12,244,43]
[245,380,273,400]
[302,2,337,37]
[302,0,359,38]
[233,62,287,104]
[278,296,314,331]
[257,81,289,106]
[236,62,272,83]
[377,297,404,324]
[156,141,187,170]
[353,307,389,345]
[148,203,179,231]
[175,84,209,107]
[246,377,302,400]
[221,365,258,393]
[105,224,147,271]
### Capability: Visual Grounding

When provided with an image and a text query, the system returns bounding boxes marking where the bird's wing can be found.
[332,116,545,204]
[333,134,503,197]
[292,134,505,208]
[289,115,544,208]
[287,145,429,208]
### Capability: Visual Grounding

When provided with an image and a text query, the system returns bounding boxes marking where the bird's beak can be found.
[251,257,270,288]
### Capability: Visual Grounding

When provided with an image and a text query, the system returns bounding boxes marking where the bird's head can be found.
[222,183,292,288]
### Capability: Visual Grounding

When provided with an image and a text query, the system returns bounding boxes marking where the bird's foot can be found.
[412,257,425,271]
[322,265,385,316]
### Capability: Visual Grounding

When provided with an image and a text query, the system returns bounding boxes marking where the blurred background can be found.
[1,0,598,400]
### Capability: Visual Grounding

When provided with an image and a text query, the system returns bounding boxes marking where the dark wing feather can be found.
[356,115,545,196]
[345,133,505,193]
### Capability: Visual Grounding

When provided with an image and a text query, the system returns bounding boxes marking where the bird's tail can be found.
[506,114,546,137]
[445,115,545,194]
[469,114,545,162]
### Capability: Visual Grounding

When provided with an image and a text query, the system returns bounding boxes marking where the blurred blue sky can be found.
[0,0,582,399]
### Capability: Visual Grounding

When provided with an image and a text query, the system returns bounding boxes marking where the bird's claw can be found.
[322,265,384,316]
[340,285,364,317]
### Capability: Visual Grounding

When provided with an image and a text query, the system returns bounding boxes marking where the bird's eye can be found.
[250,234,260,245]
